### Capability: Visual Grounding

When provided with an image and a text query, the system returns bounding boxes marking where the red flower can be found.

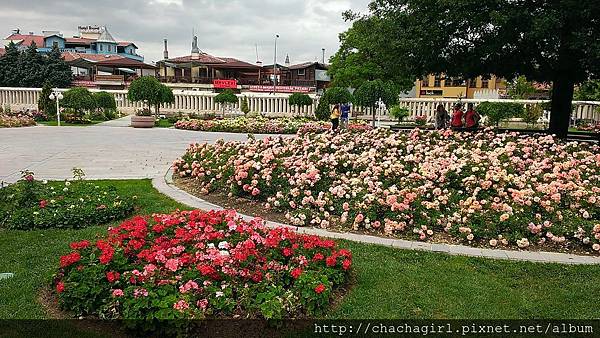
[70,240,90,250]
[106,271,120,283]
[342,259,352,270]
[291,268,302,279]
[60,252,81,268]
[39,200,47,208]
[314,284,326,294]
[325,255,337,267]
[313,253,324,261]
[282,247,293,257]
[56,281,65,293]
[99,246,114,265]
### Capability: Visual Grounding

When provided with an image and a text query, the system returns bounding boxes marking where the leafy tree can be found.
[44,45,73,88]
[389,105,409,123]
[476,102,525,127]
[128,76,168,116]
[288,93,313,117]
[507,75,536,99]
[0,42,21,87]
[214,89,238,115]
[19,43,45,87]
[353,79,399,126]
[522,104,544,128]
[339,0,600,138]
[574,80,600,101]
[157,84,175,115]
[61,87,96,114]
[38,81,56,116]
[314,87,354,121]
[240,96,250,114]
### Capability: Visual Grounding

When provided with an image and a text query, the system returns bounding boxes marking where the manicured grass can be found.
[38,120,106,126]
[155,118,175,128]
[2,179,600,324]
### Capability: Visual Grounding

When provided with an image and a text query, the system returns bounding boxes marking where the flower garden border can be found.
[153,167,600,265]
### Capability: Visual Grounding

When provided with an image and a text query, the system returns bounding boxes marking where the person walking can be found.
[330,104,341,131]
[450,103,465,130]
[434,103,450,129]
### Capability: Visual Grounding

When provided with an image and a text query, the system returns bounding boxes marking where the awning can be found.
[117,67,136,74]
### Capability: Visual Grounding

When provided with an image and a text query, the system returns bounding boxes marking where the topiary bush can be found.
[288,93,313,117]
[476,102,525,126]
[61,87,96,115]
[93,91,117,119]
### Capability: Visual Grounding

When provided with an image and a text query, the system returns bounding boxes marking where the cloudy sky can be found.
[0,0,370,65]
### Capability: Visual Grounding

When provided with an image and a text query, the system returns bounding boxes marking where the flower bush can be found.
[0,114,36,127]
[175,116,328,134]
[54,209,352,320]
[173,128,600,253]
[0,171,134,230]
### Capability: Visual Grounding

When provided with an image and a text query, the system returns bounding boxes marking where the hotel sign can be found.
[213,79,238,89]
[77,25,101,33]
[248,85,314,93]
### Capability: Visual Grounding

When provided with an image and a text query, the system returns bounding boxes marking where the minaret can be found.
[284,54,290,67]
[163,39,169,60]
[191,35,200,59]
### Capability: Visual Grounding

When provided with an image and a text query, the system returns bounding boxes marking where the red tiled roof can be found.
[214,57,260,69]
[65,37,95,45]
[117,41,137,48]
[166,53,226,64]
[5,34,44,47]
[62,51,155,68]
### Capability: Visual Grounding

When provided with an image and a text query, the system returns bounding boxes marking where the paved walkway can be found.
[153,168,600,265]
[0,123,254,183]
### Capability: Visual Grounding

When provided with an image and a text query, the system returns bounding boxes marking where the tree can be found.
[93,92,117,112]
[44,45,73,88]
[574,80,600,101]
[0,42,21,87]
[19,43,45,87]
[38,81,56,116]
[507,75,536,99]
[128,76,173,117]
[214,89,238,115]
[288,93,313,117]
[339,0,600,138]
[240,96,250,114]
[314,87,354,121]
[353,79,399,127]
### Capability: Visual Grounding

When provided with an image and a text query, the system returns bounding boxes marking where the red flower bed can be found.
[54,209,352,320]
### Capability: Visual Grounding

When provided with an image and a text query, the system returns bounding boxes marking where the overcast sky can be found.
[0,0,370,65]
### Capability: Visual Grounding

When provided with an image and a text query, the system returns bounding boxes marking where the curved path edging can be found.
[152,168,600,266]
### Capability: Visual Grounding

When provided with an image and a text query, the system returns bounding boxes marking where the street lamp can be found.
[49,90,64,126]
[376,97,386,128]
[273,34,279,94]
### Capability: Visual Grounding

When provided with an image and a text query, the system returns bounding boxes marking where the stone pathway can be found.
[153,168,600,265]
[95,115,132,127]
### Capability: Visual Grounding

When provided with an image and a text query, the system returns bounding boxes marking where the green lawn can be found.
[2,179,600,326]
[38,120,106,126]
[154,118,175,128]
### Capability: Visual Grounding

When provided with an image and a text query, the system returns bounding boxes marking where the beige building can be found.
[416,74,506,99]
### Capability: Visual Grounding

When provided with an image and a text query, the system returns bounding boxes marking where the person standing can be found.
[434,103,450,129]
[465,103,480,130]
[340,103,350,129]
[330,104,341,131]
[450,103,464,130]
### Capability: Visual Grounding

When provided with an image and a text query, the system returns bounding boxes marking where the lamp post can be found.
[49,90,64,126]
[376,97,385,128]
[273,34,279,94]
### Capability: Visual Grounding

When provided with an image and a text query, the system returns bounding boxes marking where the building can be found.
[415,74,507,99]
[156,36,262,90]
[259,58,331,93]
[3,26,155,89]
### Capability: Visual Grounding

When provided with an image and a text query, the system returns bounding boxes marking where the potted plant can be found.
[130,106,155,128]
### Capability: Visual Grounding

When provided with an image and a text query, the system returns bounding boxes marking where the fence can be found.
[395,98,600,125]
[0,87,316,116]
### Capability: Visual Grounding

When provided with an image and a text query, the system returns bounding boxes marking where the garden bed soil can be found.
[174,177,599,258]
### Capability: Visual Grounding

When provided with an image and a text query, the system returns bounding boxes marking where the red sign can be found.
[248,85,314,93]
[213,79,238,89]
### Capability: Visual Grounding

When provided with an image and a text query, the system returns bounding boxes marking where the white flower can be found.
[215,291,224,297]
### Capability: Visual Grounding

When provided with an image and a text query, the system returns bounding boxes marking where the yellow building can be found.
[415,74,506,99]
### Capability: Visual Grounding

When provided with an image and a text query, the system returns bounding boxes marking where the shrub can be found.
[522,104,544,128]
[288,93,313,116]
[174,116,331,134]
[414,115,427,126]
[0,171,134,230]
[53,209,352,320]
[389,105,409,123]
[214,89,238,105]
[0,114,36,127]
[128,76,173,116]
[38,82,56,116]
[476,102,524,126]
[315,97,331,121]
[93,91,117,114]
[61,87,96,114]
[173,129,600,254]
[240,96,250,114]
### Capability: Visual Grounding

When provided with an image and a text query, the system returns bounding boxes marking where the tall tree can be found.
[338,0,600,138]
[354,79,399,127]
[19,42,44,87]
[0,42,21,87]
[44,45,73,88]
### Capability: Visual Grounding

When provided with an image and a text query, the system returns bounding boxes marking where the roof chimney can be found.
[163,38,169,60]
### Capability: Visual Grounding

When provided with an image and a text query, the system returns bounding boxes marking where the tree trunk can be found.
[549,76,574,138]
[371,105,376,127]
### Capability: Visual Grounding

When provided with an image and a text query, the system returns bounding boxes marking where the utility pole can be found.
[322,48,325,63]
[273,34,279,94]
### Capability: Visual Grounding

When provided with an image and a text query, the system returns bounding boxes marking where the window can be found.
[421,76,430,87]
[449,77,465,87]
[297,69,305,76]
[481,79,489,88]
[469,78,477,87]
[52,41,58,48]
[100,44,103,52]
[434,75,441,87]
